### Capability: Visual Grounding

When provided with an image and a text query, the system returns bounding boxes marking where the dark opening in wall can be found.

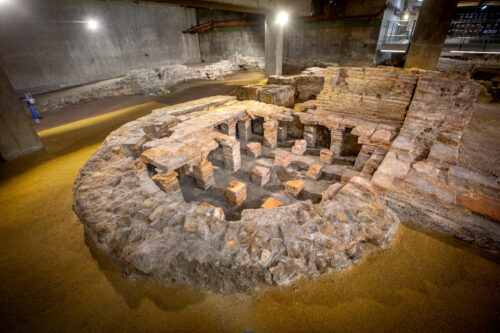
[342,127,362,156]
[251,117,264,135]
[316,125,331,149]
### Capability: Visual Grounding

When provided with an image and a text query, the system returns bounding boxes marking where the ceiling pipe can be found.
[183,3,388,34]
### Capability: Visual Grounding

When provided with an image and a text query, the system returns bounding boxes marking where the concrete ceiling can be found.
[141,0,313,15]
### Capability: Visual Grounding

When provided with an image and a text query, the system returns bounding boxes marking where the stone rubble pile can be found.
[37,53,264,112]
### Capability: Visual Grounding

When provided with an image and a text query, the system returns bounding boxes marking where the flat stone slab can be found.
[261,197,283,209]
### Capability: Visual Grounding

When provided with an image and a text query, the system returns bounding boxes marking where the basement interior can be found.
[1,0,499,332]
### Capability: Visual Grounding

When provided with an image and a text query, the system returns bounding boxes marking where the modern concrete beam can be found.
[143,0,312,15]
[0,66,43,160]
[405,0,459,70]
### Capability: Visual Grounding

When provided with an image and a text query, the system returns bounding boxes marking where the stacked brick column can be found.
[263,119,278,148]
[152,171,181,195]
[303,125,316,147]
[237,119,252,141]
[221,139,241,172]
[220,121,236,137]
[193,157,216,190]
[330,126,345,157]
[353,144,376,171]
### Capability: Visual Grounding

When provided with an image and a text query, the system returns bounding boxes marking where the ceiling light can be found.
[86,19,99,31]
[276,11,288,25]
[403,13,409,20]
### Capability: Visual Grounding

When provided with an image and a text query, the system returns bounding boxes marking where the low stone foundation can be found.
[74,65,500,295]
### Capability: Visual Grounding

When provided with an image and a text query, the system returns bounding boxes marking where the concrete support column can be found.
[237,119,252,141]
[330,126,345,157]
[303,125,316,147]
[405,0,459,70]
[193,158,216,190]
[263,119,279,148]
[0,66,43,160]
[221,139,241,172]
[265,15,283,76]
[353,144,376,171]
[220,121,236,137]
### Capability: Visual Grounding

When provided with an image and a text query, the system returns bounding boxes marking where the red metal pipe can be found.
[183,4,388,34]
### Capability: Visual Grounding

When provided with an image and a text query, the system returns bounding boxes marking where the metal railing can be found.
[379,18,500,54]
[446,18,500,53]
[382,20,417,45]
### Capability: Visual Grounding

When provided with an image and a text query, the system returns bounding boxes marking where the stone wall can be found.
[36,54,264,113]
[372,71,500,248]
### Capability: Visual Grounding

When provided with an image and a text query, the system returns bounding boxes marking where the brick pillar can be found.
[330,126,345,157]
[303,125,316,147]
[278,122,287,143]
[263,119,278,148]
[152,171,181,194]
[221,139,241,172]
[353,144,376,171]
[220,121,236,137]
[237,119,252,141]
[193,158,216,190]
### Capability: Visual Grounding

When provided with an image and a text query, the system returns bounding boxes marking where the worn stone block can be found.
[251,166,271,186]
[275,149,292,167]
[225,180,247,206]
[152,171,180,194]
[291,140,307,155]
[319,148,334,164]
[193,159,215,190]
[285,179,305,198]
[246,142,261,158]
[306,163,324,180]
[261,197,283,209]
[456,189,500,221]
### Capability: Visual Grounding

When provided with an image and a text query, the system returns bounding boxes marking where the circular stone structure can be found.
[73,96,400,293]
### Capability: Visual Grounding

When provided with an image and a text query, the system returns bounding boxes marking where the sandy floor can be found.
[1,75,499,332]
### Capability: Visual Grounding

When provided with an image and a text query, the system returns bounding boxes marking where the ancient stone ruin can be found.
[73,66,500,293]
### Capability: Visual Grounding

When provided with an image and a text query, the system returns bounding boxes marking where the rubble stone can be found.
[306,163,324,180]
[246,142,261,158]
[251,166,271,186]
[261,197,283,209]
[274,149,292,167]
[225,180,247,206]
[320,148,334,164]
[285,180,305,198]
[291,140,307,155]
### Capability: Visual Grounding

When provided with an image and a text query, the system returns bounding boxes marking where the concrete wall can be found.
[196,9,265,62]
[284,0,386,67]
[0,0,200,92]
[0,65,43,160]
